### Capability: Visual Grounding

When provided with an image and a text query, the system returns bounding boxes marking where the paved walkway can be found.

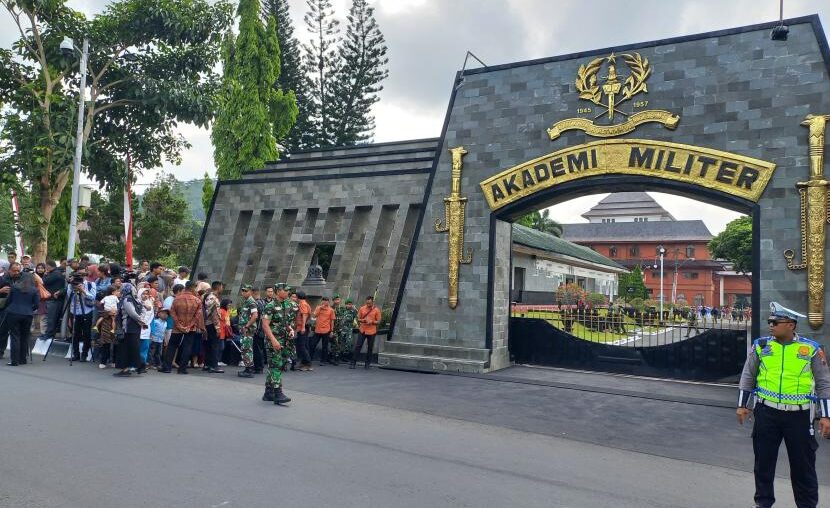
[1,357,828,508]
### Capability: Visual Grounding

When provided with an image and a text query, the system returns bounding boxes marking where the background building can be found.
[511,223,626,304]
[562,192,749,308]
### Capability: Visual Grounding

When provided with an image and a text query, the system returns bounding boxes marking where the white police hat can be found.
[769,301,806,322]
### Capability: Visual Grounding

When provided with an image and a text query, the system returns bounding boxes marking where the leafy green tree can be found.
[0,186,17,254]
[263,0,313,152]
[303,0,340,147]
[212,0,298,179]
[45,191,71,259]
[618,266,647,301]
[133,175,200,266]
[79,190,128,261]
[201,171,214,214]
[516,209,563,237]
[708,215,752,274]
[588,292,607,307]
[328,0,388,145]
[0,0,233,262]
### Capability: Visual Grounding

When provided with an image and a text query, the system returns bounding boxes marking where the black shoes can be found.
[208,368,224,374]
[349,362,356,369]
[262,386,274,401]
[177,369,188,375]
[113,370,131,377]
[6,362,18,366]
[158,368,172,373]
[274,387,291,405]
[238,369,254,378]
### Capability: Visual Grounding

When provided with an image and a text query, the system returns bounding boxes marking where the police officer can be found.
[737,302,830,508]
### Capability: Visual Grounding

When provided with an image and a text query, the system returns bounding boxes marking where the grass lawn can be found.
[510,309,683,344]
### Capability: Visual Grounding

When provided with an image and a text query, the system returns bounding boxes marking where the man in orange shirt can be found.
[352,295,381,369]
[312,297,337,366]
[295,290,313,371]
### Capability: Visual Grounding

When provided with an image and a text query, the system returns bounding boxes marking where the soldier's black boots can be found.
[349,361,356,369]
[238,368,254,378]
[274,387,291,405]
[262,386,274,402]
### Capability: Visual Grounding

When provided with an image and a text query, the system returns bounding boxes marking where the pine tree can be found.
[262,0,314,151]
[201,171,215,214]
[329,0,388,145]
[303,0,340,147]
[212,0,298,179]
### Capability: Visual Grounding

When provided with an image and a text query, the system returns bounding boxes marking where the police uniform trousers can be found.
[752,403,818,508]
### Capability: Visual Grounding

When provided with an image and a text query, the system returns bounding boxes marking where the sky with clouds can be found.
[3,0,830,234]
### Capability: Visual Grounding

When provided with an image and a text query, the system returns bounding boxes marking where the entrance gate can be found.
[196,17,830,376]
[387,16,830,374]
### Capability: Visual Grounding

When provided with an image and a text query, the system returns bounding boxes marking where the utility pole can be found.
[66,38,89,260]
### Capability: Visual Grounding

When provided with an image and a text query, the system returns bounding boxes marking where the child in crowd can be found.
[149,309,168,369]
[95,286,121,369]
[94,287,121,332]
[137,284,155,366]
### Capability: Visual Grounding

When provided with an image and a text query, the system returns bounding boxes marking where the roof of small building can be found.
[581,192,676,220]
[512,223,626,270]
[561,220,713,242]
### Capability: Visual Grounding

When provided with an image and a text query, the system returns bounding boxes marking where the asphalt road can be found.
[1,360,827,508]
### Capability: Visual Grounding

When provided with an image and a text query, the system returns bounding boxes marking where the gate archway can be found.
[491,175,760,381]
[386,16,830,374]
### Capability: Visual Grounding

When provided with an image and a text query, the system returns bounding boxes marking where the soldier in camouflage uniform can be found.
[336,298,357,363]
[329,294,343,362]
[237,284,258,378]
[260,283,297,405]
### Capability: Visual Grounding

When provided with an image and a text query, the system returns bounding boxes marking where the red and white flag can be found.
[10,189,24,256]
[124,181,133,268]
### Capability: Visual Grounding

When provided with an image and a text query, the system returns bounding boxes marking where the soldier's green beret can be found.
[240,283,253,291]
[285,285,293,293]
[345,299,353,304]
[333,293,341,299]
[274,282,286,290]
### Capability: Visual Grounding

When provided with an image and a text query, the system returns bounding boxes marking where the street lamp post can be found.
[63,37,89,260]
[671,254,696,304]
[658,245,665,322]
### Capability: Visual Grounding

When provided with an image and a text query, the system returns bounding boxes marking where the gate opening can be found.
[504,188,757,382]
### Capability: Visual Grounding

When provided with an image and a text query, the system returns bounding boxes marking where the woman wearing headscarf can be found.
[114,282,147,377]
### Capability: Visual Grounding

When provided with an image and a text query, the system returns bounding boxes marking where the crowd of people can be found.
[0,254,383,405]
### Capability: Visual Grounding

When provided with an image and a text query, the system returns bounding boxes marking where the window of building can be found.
[629,246,639,257]
[694,294,704,306]
[686,245,695,258]
[609,246,617,258]
[602,218,616,223]
[682,272,699,280]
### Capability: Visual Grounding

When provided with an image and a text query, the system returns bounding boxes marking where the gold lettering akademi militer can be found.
[479,139,777,211]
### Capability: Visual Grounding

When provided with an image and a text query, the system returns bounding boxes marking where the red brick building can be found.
[561,193,751,308]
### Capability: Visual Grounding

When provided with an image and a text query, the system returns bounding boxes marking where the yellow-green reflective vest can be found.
[754,336,819,405]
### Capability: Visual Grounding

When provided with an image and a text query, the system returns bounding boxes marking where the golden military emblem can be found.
[547,52,680,140]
